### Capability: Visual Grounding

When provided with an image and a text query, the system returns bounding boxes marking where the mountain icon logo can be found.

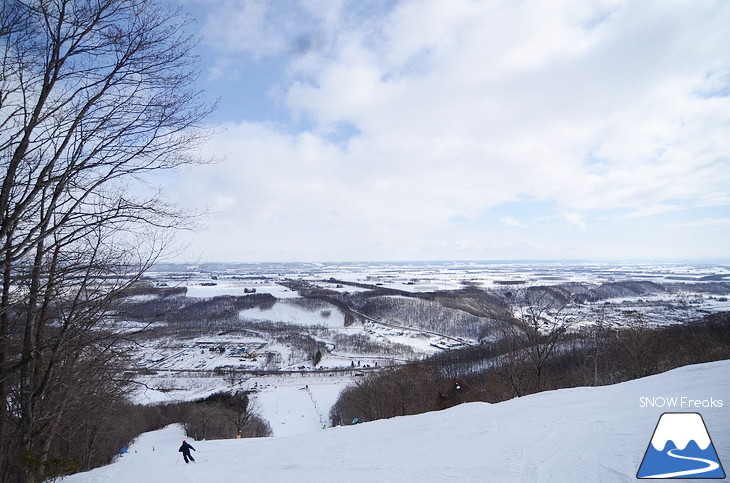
[637,412,725,479]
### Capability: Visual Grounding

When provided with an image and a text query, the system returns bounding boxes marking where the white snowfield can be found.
[61,360,729,483]
[650,413,712,451]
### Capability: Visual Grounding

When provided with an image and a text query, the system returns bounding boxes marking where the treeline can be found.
[119,290,277,324]
[30,391,270,481]
[169,391,271,441]
[330,312,730,426]
[331,332,416,358]
[357,295,500,340]
[247,322,417,362]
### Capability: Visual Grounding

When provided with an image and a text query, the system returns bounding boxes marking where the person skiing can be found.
[178,440,196,463]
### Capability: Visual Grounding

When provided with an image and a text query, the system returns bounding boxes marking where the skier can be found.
[178,440,196,463]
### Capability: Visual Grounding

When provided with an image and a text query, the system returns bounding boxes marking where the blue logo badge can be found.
[637,412,725,479]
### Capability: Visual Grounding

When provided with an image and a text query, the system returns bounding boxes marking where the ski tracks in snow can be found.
[303,385,324,425]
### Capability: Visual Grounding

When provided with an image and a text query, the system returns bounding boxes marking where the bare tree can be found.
[495,286,577,394]
[0,0,213,480]
[186,391,268,440]
[494,319,532,397]
[223,391,253,439]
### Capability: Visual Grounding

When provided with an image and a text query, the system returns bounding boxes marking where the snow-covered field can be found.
[123,261,730,441]
[62,360,730,482]
[239,300,346,328]
[151,260,730,294]
[184,280,299,299]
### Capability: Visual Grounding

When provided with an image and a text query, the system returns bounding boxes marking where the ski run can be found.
[61,360,728,482]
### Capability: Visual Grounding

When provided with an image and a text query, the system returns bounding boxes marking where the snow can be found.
[183,280,299,299]
[250,376,346,436]
[61,360,729,483]
[650,413,711,451]
[132,374,230,405]
[239,300,345,328]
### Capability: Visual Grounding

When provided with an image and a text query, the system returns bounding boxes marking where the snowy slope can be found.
[252,376,346,436]
[61,360,729,483]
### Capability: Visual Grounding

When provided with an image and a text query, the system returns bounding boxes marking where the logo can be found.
[637,412,725,479]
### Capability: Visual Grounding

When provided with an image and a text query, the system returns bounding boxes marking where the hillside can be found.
[61,360,729,482]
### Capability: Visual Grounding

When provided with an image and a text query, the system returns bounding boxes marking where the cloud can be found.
[173,0,730,261]
[500,217,525,228]
[566,213,588,230]
[622,204,682,218]
[195,0,353,59]
[669,217,730,228]
[198,0,290,58]
[210,195,238,212]
[284,0,729,209]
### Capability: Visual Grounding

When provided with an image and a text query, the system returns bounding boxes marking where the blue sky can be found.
[161,0,730,263]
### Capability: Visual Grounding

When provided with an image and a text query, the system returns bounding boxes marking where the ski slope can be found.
[61,360,729,483]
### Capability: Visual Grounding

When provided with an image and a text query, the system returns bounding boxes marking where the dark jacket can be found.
[179,441,195,454]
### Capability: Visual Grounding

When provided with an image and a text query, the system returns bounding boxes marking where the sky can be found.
[158,0,730,263]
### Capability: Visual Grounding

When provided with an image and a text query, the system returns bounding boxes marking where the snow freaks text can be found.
[639,397,724,409]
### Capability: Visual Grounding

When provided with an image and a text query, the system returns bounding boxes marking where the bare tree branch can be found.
[0,1,214,479]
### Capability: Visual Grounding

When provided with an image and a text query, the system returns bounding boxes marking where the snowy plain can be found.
[62,360,729,483]
[125,261,730,438]
[239,299,346,328]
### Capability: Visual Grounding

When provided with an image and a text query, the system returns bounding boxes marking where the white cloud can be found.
[563,213,587,230]
[669,217,730,228]
[199,0,290,57]
[500,217,525,228]
[622,204,681,218]
[210,195,238,212]
[284,0,730,209]
[172,0,730,261]
[195,0,353,60]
